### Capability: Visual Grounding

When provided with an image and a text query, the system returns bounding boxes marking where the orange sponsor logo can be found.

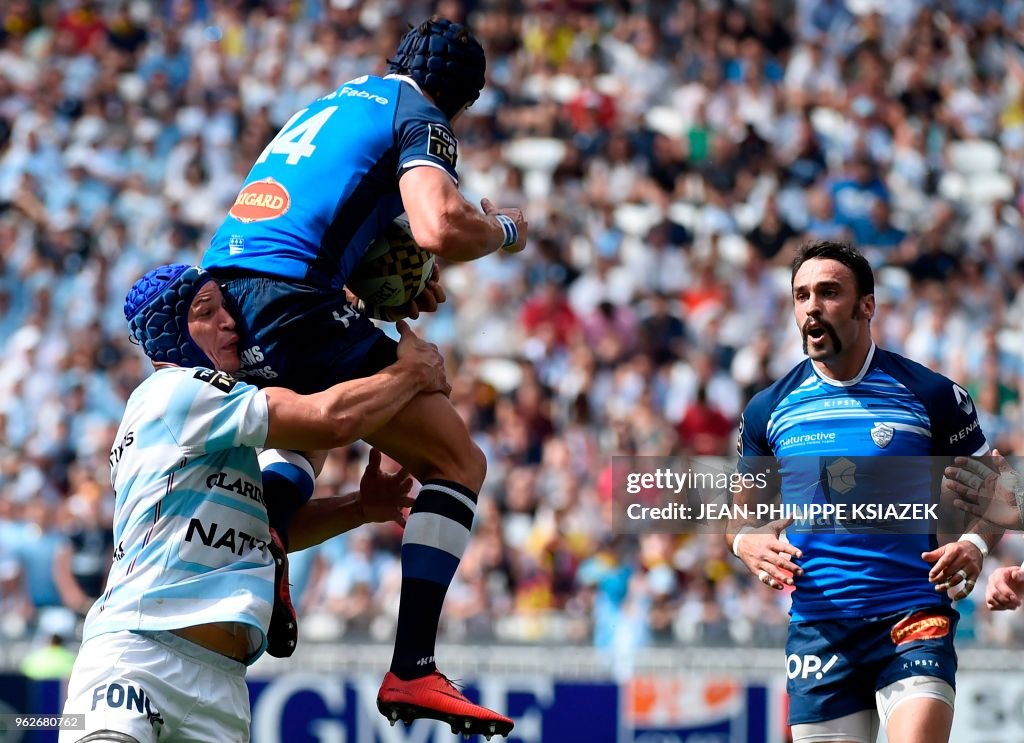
[890,611,950,646]
[228,178,290,223]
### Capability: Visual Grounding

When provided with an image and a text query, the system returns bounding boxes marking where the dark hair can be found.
[791,241,874,297]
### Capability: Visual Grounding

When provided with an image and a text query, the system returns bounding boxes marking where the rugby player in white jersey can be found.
[59,263,449,743]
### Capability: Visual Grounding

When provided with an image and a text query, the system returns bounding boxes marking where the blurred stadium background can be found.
[3,0,1024,740]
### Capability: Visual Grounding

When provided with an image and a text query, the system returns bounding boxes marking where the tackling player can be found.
[59,264,447,743]
[200,16,523,735]
[730,242,996,743]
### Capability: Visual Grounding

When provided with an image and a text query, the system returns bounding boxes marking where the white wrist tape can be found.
[495,214,517,248]
[731,526,754,558]
[959,532,989,558]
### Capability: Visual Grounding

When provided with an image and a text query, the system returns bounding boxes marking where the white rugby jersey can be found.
[84,366,273,663]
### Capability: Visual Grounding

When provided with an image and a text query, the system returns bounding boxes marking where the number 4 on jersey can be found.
[257,107,338,166]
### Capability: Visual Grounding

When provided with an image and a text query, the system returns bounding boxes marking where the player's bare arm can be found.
[287,449,415,552]
[727,474,802,591]
[400,165,527,260]
[263,320,449,450]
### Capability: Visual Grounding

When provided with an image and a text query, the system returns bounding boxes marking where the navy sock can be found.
[390,479,477,679]
[259,450,316,550]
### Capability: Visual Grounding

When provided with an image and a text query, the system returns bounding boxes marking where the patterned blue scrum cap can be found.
[387,16,486,119]
[124,263,216,368]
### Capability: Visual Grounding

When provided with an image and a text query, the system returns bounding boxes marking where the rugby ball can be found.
[347,216,435,308]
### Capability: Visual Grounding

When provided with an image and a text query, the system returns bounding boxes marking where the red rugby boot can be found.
[265,527,297,658]
[376,670,514,739]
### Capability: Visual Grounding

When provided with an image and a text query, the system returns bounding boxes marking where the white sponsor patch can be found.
[179,501,270,570]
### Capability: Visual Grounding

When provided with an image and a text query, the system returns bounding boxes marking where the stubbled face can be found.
[187,281,240,373]
[792,258,874,364]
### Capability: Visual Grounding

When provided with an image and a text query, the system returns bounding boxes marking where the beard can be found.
[802,318,842,357]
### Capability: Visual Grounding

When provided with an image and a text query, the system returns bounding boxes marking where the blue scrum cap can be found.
[387,16,486,120]
[124,263,216,368]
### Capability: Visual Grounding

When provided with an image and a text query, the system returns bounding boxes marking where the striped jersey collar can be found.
[811,342,877,388]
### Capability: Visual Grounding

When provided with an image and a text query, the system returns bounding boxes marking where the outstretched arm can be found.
[400,166,527,260]
[287,450,415,552]
[262,321,449,451]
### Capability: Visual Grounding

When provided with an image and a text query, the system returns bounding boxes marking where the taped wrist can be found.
[731,526,754,558]
[958,532,989,558]
[495,214,518,249]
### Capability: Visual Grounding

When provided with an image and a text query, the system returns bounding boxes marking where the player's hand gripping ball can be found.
[347,216,436,310]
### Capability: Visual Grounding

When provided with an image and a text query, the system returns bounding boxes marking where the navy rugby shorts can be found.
[785,606,958,725]
[216,275,398,394]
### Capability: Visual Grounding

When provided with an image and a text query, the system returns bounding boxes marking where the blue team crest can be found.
[870,422,894,448]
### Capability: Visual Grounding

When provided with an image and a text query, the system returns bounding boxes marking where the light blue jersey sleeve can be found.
[161,368,269,457]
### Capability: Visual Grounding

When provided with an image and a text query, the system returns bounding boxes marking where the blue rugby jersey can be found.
[84,367,273,663]
[739,344,988,620]
[203,74,459,290]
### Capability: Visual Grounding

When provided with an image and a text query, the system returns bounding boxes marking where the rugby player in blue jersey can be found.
[60,264,449,742]
[730,242,997,743]
[200,17,523,735]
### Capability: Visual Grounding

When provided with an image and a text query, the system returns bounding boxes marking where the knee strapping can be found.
[791,709,876,743]
[876,675,954,728]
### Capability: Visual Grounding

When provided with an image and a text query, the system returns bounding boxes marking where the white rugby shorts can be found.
[59,630,249,743]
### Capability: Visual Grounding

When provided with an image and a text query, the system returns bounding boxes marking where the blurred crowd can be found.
[5,0,1024,655]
